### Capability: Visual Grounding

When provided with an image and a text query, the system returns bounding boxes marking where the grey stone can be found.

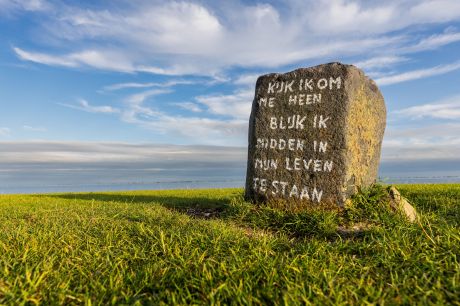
[244,62,386,207]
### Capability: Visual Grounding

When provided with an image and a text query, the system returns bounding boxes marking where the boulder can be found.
[244,62,386,207]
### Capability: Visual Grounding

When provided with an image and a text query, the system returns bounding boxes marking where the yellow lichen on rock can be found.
[342,68,386,202]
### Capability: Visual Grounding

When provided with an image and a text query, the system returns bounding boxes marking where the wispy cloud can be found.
[0,0,50,13]
[382,142,460,161]
[195,90,253,120]
[0,127,11,137]
[59,99,120,114]
[173,102,203,113]
[354,56,408,70]
[306,0,460,35]
[103,82,159,91]
[382,122,460,161]
[14,47,134,72]
[120,88,247,144]
[7,0,460,150]
[127,115,247,144]
[402,29,460,53]
[103,80,197,91]
[354,28,460,74]
[409,0,460,23]
[233,73,261,86]
[124,89,171,106]
[375,61,460,85]
[0,141,246,163]
[386,122,460,140]
[395,95,460,119]
[381,95,460,161]
[14,47,78,67]
[60,85,249,144]
[383,95,460,161]
[23,125,47,132]
[11,1,460,76]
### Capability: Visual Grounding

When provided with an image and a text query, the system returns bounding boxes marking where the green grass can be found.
[0,185,459,305]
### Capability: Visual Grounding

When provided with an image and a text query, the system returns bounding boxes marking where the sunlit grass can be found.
[0,185,459,305]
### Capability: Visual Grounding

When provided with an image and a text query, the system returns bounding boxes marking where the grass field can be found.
[0,184,459,305]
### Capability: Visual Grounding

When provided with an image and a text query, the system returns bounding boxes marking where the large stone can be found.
[244,62,386,207]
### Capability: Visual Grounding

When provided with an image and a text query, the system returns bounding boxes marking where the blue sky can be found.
[1,0,460,166]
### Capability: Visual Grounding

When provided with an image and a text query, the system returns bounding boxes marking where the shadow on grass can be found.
[46,191,381,240]
[47,192,235,219]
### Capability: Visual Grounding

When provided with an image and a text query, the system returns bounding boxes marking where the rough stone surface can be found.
[244,62,386,207]
[388,186,418,222]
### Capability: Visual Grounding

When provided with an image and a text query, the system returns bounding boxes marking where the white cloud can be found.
[8,0,460,148]
[381,99,460,162]
[68,50,134,72]
[0,0,49,12]
[0,127,11,137]
[302,0,460,36]
[386,122,460,140]
[402,30,460,53]
[121,108,247,145]
[134,65,205,76]
[103,80,196,91]
[382,122,460,160]
[410,0,460,23]
[382,143,460,161]
[196,90,253,120]
[18,0,47,11]
[14,47,134,72]
[104,82,158,91]
[23,125,46,132]
[375,61,460,85]
[119,88,247,144]
[395,95,460,119]
[12,1,460,76]
[59,99,120,114]
[233,73,261,86]
[306,0,396,35]
[0,141,246,163]
[353,56,408,70]
[173,102,203,113]
[14,47,78,67]
[379,94,460,162]
[124,89,171,107]
[14,46,227,76]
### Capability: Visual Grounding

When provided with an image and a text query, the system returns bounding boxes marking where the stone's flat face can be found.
[244,62,386,206]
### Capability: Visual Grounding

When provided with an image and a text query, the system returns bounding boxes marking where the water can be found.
[1,160,459,194]
[0,162,246,194]
[378,159,460,184]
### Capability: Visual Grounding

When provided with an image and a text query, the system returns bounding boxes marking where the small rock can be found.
[388,186,417,222]
[337,222,373,237]
[185,208,220,219]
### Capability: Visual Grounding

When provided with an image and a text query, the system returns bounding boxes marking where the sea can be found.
[1,160,459,194]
